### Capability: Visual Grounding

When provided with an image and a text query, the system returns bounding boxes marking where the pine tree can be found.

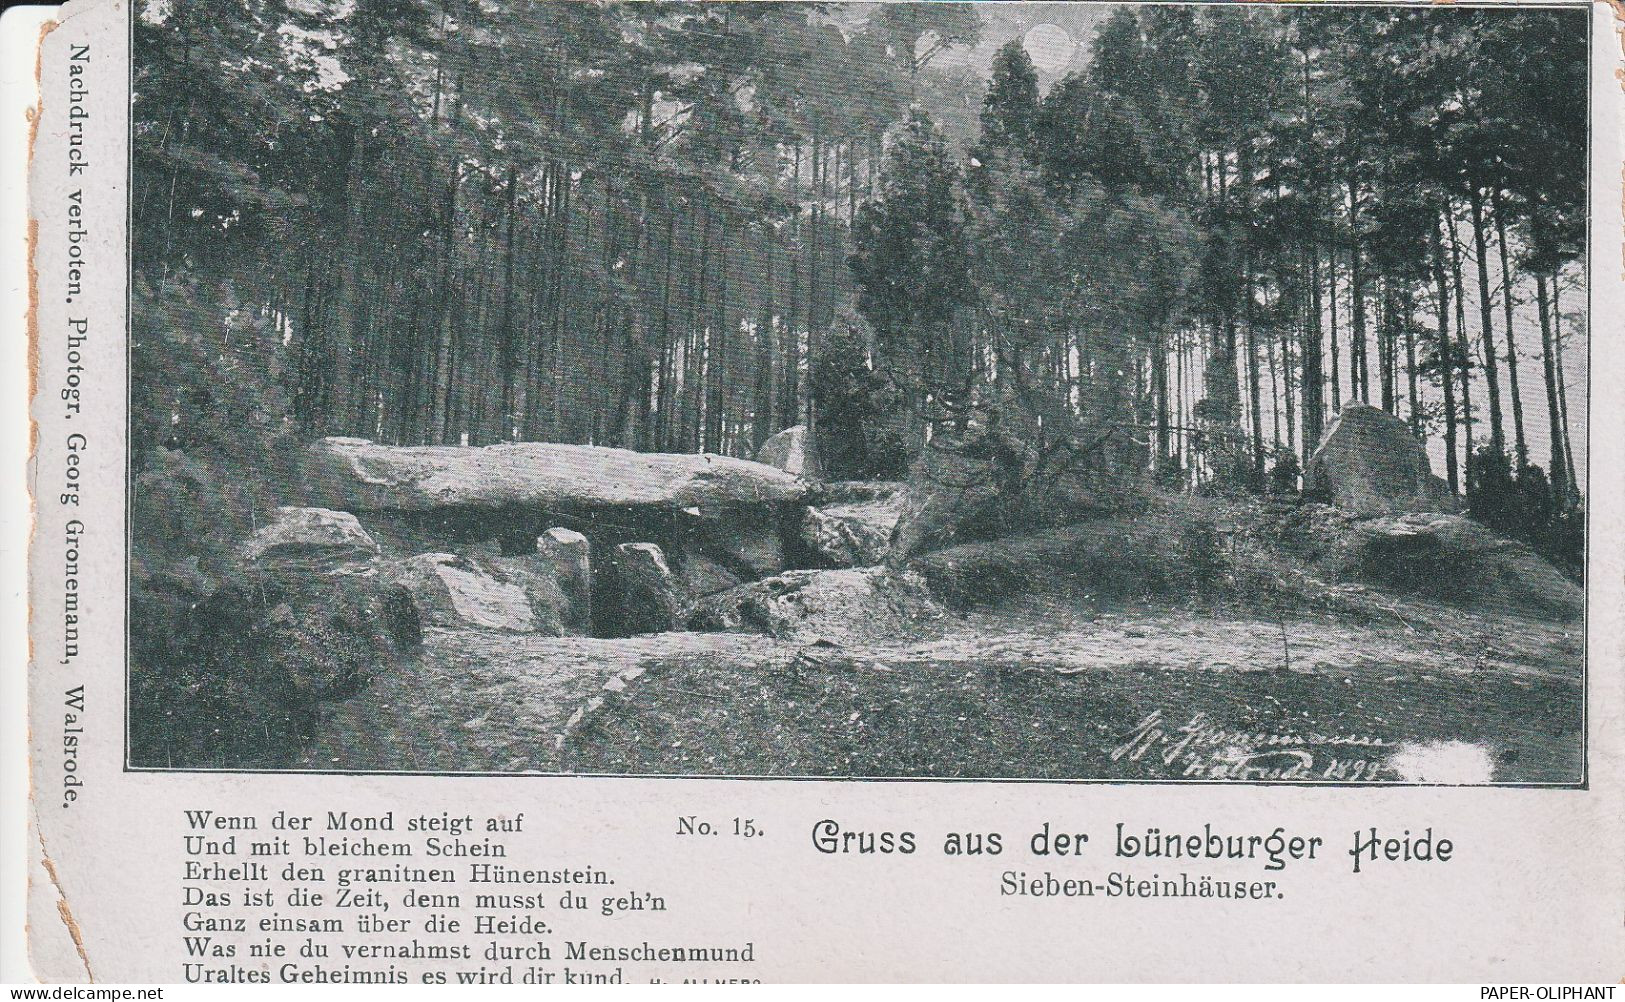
[848,110,974,412]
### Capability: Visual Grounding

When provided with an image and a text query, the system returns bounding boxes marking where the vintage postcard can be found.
[16,0,1624,983]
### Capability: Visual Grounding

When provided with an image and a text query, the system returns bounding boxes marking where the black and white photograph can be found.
[128,0,1588,783]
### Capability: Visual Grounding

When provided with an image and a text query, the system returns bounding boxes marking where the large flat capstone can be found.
[303,437,808,513]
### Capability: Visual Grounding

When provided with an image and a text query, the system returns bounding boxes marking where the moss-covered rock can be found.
[129,572,420,768]
[687,567,941,643]
[381,552,572,634]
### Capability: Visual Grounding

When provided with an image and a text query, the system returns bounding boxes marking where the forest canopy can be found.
[133,1,1587,555]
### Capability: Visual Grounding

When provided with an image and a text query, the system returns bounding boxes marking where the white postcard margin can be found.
[16,0,1625,983]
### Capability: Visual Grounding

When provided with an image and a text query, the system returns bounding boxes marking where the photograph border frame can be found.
[120,0,1597,789]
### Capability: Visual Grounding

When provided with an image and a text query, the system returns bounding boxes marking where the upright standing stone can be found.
[755,424,820,479]
[604,543,682,636]
[1305,403,1459,516]
[677,552,746,600]
[537,527,592,633]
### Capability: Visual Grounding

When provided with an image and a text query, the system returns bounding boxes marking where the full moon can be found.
[1023,23,1075,74]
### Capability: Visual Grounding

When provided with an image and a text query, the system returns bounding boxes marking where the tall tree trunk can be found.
[655,208,677,450]
[1445,200,1476,488]
[548,167,573,441]
[1267,326,1282,452]
[1402,289,1420,436]
[522,164,551,441]
[784,216,803,429]
[1467,187,1506,457]
[1243,256,1265,484]
[1282,294,1296,456]
[325,130,373,438]
[1174,329,1186,476]
[292,256,328,436]
[498,165,521,441]
[1492,190,1529,469]
[1297,46,1321,457]
[1535,273,1569,501]
[1328,243,1341,413]
[1552,276,1578,501]
[807,138,822,353]
[687,201,712,451]
[612,188,653,451]
[847,138,859,221]
[1347,178,1369,404]
[1431,218,1460,493]
[1378,280,1396,413]
[429,166,461,445]
[1203,152,1242,482]
[706,213,730,451]
[753,231,777,453]
[1303,243,1324,458]
[1152,327,1170,468]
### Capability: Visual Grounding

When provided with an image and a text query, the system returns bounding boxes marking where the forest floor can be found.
[301,587,1583,784]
